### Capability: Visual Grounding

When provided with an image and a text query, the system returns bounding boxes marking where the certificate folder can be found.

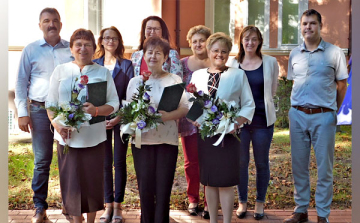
[157,82,186,112]
[87,81,107,124]
[186,101,203,121]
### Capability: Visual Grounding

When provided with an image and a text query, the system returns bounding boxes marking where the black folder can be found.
[186,101,203,121]
[157,82,186,112]
[87,81,107,124]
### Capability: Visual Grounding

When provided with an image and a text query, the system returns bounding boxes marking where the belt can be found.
[30,100,45,106]
[292,106,333,114]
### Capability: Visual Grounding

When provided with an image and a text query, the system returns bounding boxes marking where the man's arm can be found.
[336,79,347,112]
[14,47,32,132]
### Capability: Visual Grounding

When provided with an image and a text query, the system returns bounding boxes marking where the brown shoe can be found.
[283,212,308,223]
[31,208,47,223]
[318,216,329,223]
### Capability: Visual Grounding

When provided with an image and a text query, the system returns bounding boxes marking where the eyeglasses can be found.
[210,49,229,55]
[146,27,162,33]
[74,43,93,48]
[103,37,119,42]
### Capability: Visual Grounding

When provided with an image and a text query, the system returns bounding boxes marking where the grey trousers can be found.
[288,107,337,218]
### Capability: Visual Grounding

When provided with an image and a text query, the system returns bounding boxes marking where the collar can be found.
[300,38,325,52]
[39,37,67,47]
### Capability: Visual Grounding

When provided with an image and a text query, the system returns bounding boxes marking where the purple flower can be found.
[216,113,223,119]
[143,92,150,101]
[204,100,212,109]
[137,120,147,130]
[210,105,218,113]
[73,89,79,94]
[78,83,85,89]
[198,90,204,96]
[212,118,220,125]
[148,106,155,114]
[68,113,75,120]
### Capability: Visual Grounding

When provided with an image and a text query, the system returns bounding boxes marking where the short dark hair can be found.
[70,29,96,52]
[39,8,61,21]
[138,16,172,50]
[143,36,170,58]
[301,9,322,24]
[94,26,125,61]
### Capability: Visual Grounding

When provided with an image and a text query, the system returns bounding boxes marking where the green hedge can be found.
[274,77,293,128]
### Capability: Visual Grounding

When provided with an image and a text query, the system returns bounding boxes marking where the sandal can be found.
[100,207,113,223]
[111,206,123,223]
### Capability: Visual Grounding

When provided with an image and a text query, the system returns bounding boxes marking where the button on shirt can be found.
[15,38,73,117]
[287,39,348,110]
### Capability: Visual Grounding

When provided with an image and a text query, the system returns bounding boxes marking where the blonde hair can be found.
[206,32,233,52]
[186,25,211,46]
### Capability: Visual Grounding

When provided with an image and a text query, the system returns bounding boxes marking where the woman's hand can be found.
[158,110,171,122]
[52,121,72,141]
[229,116,247,134]
[106,116,121,129]
[83,102,96,116]
[187,118,200,128]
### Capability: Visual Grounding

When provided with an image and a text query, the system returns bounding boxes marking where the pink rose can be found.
[141,70,152,81]
[80,75,89,85]
[186,83,197,93]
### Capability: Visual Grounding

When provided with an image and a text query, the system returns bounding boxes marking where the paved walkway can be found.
[8,209,352,223]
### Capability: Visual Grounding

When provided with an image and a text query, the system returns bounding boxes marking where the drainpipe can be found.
[175,0,180,53]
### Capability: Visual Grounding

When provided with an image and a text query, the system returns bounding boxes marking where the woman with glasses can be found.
[131,16,182,78]
[178,25,211,218]
[93,26,134,223]
[190,32,255,223]
[227,25,279,220]
[46,28,119,223]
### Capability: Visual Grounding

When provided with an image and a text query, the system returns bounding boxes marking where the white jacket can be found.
[227,54,279,126]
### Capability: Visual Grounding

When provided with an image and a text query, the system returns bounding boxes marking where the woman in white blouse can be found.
[190,32,255,223]
[46,29,119,223]
[126,36,188,223]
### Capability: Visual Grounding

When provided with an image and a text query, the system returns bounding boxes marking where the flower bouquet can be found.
[117,70,163,148]
[47,75,92,153]
[186,83,241,146]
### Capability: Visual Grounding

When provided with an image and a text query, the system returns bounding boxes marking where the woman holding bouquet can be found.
[227,25,279,220]
[126,36,188,223]
[93,26,134,223]
[46,29,119,223]
[131,15,183,78]
[179,25,211,218]
[190,32,255,223]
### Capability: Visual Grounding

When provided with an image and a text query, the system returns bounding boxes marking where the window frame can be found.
[277,0,308,49]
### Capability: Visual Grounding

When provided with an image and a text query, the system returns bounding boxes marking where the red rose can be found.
[141,70,152,81]
[80,75,89,85]
[186,83,197,93]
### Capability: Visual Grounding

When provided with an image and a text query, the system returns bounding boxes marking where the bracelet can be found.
[95,107,99,117]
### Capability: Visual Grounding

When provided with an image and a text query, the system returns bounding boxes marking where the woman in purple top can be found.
[179,25,211,218]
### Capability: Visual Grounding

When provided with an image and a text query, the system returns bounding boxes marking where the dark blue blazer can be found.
[93,57,134,109]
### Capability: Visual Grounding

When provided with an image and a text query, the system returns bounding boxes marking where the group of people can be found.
[14,7,347,223]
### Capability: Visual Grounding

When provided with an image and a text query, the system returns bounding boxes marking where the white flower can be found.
[59,102,71,111]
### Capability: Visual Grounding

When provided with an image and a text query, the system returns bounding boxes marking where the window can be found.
[207,0,270,51]
[278,0,308,48]
[206,0,309,51]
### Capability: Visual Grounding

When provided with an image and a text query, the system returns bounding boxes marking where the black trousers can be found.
[132,144,178,223]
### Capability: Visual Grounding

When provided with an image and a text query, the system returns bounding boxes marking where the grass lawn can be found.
[8,126,352,210]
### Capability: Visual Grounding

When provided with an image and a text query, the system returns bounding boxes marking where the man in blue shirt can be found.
[283,9,348,223]
[14,8,72,223]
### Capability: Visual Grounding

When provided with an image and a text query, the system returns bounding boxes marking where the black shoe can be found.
[236,210,247,219]
[254,212,264,220]
[202,210,210,219]
[188,206,199,216]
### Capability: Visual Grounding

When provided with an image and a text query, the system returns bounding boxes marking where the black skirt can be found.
[197,133,241,187]
[57,141,105,216]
